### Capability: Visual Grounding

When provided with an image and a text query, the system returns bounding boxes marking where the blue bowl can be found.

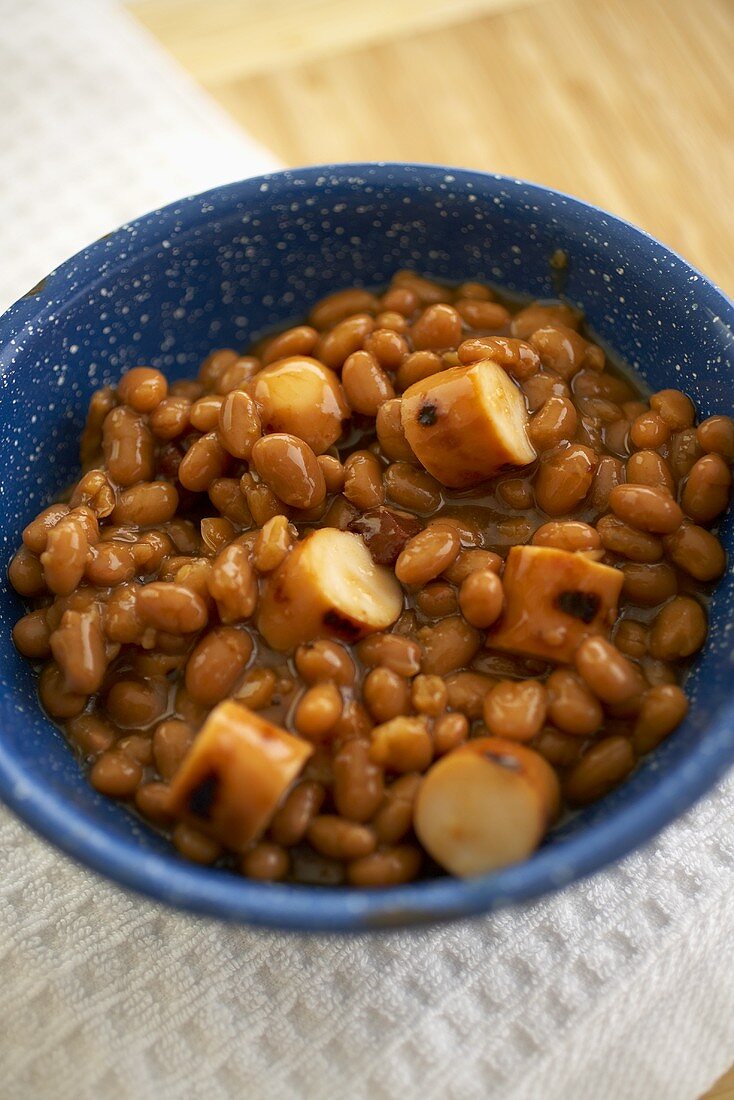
[1,163,732,931]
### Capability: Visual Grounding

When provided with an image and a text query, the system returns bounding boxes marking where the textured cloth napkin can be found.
[1,4,733,1099]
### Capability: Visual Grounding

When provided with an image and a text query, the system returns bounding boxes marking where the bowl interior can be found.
[1,164,733,929]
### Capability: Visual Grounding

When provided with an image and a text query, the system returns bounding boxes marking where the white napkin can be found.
[1,4,733,1099]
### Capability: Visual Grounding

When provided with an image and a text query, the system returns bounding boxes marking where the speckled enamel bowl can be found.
[1,164,732,930]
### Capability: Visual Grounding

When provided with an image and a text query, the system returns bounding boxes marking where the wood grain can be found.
[132,0,529,82]
[130,0,734,1093]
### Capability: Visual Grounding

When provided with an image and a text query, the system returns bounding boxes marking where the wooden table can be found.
[130,0,734,1093]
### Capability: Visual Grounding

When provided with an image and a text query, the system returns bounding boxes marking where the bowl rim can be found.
[2,161,733,932]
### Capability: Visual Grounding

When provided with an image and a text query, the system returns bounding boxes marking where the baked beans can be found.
[10,272,730,886]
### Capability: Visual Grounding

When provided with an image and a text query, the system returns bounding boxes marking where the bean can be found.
[342,350,395,415]
[363,667,411,723]
[380,286,420,315]
[270,780,326,846]
[614,620,648,659]
[218,389,262,460]
[178,432,228,492]
[8,546,46,596]
[511,302,580,340]
[357,634,422,677]
[620,562,677,605]
[12,608,52,658]
[234,667,277,710]
[241,842,290,881]
[682,454,731,523]
[564,737,636,805]
[573,369,634,404]
[185,626,253,706]
[444,548,501,584]
[697,415,734,462]
[596,515,663,562]
[459,569,504,628]
[530,396,576,451]
[404,676,445,719]
[261,324,319,365]
[343,450,384,510]
[106,679,167,729]
[395,525,460,586]
[295,639,355,685]
[294,682,343,740]
[316,313,375,371]
[433,712,470,755]
[630,412,669,449]
[650,389,695,430]
[364,327,409,370]
[22,503,70,554]
[40,516,89,595]
[626,450,675,494]
[149,396,191,440]
[376,399,415,461]
[309,289,378,330]
[648,596,707,661]
[370,716,433,772]
[497,478,534,510]
[588,456,625,512]
[528,324,594,380]
[347,846,422,886]
[251,433,326,509]
[252,515,293,573]
[608,484,683,534]
[668,428,704,482]
[111,481,179,527]
[415,582,457,618]
[522,371,571,413]
[38,662,87,718]
[198,347,239,389]
[50,609,107,694]
[418,616,480,676]
[207,542,258,622]
[574,636,645,704]
[664,523,726,581]
[118,733,154,766]
[172,823,222,864]
[333,738,384,822]
[533,727,584,768]
[483,679,548,741]
[410,303,462,350]
[546,669,603,736]
[371,774,422,844]
[392,270,450,305]
[102,406,155,486]
[395,349,442,391]
[532,520,600,553]
[242,478,286,526]
[80,386,117,467]
[384,462,442,514]
[307,816,376,860]
[457,335,539,379]
[191,397,224,432]
[633,684,689,755]
[217,356,261,395]
[90,750,142,798]
[444,671,495,719]
[535,444,597,515]
[137,582,208,632]
[153,719,194,780]
[135,782,175,824]
[67,714,117,758]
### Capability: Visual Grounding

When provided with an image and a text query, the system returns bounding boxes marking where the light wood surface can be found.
[131,0,734,1093]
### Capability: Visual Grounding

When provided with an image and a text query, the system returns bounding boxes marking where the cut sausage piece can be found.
[249,356,349,454]
[401,359,535,488]
[413,737,559,876]
[257,528,404,651]
[487,545,623,664]
[168,700,313,850]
